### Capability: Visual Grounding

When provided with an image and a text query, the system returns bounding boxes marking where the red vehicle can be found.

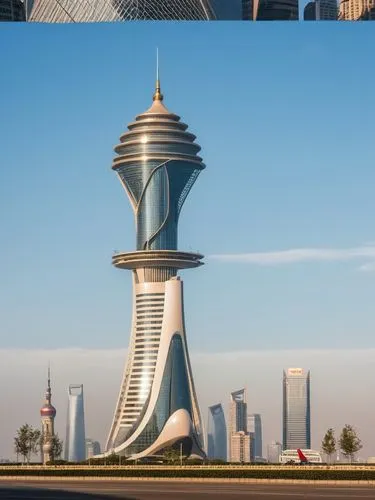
[296,449,310,465]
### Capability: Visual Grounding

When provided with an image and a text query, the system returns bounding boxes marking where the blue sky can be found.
[0,23,374,352]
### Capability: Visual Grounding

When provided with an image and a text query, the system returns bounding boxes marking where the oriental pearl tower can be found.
[40,367,56,464]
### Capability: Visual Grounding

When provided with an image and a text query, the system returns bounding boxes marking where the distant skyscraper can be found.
[230,431,251,462]
[303,1,316,17]
[229,389,251,462]
[304,0,337,18]
[65,384,86,462]
[0,0,25,20]
[40,367,56,465]
[85,439,101,459]
[283,368,311,451]
[211,0,242,18]
[339,0,374,18]
[207,404,227,461]
[229,389,247,434]
[242,0,254,17]
[248,413,262,458]
[29,0,216,21]
[267,441,282,463]
[104,71,206,461]
[252,0,298,19]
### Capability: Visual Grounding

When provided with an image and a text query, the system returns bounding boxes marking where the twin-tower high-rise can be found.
[105,74,206,459]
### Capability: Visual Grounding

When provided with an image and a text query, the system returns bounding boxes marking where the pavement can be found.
[1,481,375,499]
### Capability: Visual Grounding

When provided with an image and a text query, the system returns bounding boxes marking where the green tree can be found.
[321,428,336,463]
[51,434,63,461]
[14,424,41,463]
[339,424,362,463]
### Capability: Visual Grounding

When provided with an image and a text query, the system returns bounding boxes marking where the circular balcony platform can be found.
[112,250,204,270]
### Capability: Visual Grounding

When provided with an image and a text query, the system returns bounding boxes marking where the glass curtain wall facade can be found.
[65,384,86,462]
[0,0,25,20]
[253,0,298,18]
[210,0,241,18]
[29,0,216,21]
[242,0,254,17]
[248,413,262,458]
[207,404,227,461]
[282,368,311,450]
[229,389,251,462]
[304,0,337,19]
[103,77,206,460]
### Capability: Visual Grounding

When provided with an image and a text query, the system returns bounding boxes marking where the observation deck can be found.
[112,250,204,270]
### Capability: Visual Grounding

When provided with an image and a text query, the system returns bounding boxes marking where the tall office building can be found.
[29,0,216,21]
[65,384,86,462]
[229,389,251,462]
[207,404,227,461]
[230,432,251,462]
[267,441,282,463]
[0,0,25,20]
[40,367,56,465]
[251,0,298,19]
[104,71,206,461]
[339,0,374,18]
[229,389,247,434]
[282,368,311,451]
[86,439,101,459]
[242,0,253,17]
[248,413,262,459]
[211,0,242,18]
[304,0,337,19]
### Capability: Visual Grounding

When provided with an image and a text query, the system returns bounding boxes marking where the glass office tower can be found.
[282,368,311,450]
[0,0,25,20]
[229,389,251,462]
[207,404,227,461]
[65,384,86,462]
[304,0,337,18]
[248,413,262,458]
[211,0,242,18]
[252,0,298,18]
[104,75,206,460]
[29,0,216,21]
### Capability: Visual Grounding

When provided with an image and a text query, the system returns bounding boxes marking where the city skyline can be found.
[1,348,374,460]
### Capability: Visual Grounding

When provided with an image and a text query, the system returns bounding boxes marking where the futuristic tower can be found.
[40,367,57,464]
[105,71,206,460]
[29,0,216,21]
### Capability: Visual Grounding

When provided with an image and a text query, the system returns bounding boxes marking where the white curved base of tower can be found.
[130,408,202,460]
[104,276,205,460]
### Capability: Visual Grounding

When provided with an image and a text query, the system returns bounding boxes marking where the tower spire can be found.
[46,363,51,404]
[153,48,163,102]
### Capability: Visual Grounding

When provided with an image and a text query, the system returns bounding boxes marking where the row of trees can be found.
[321,424,362,463]
[14,424,63,464]
[13,423,362,465]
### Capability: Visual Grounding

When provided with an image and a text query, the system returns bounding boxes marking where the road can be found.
[1,481,375,499]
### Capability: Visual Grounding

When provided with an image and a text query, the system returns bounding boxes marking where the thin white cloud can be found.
[359,261,375,272]
[210,245,375,271]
